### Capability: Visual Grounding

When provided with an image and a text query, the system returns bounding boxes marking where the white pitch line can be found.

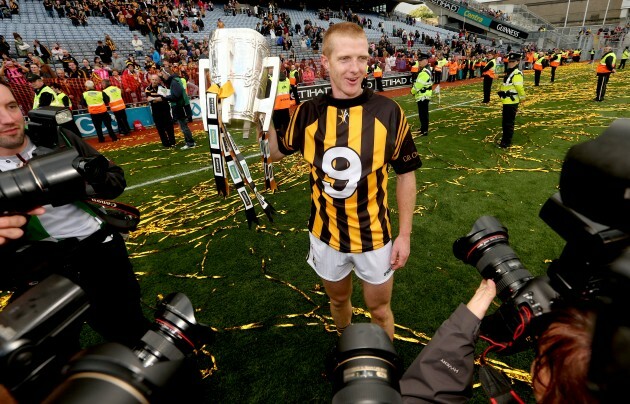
[406,98,480,118]
[126,153,260,190]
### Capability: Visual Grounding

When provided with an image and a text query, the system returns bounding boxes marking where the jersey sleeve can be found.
[390,104,422,174]
[277,102,306,156]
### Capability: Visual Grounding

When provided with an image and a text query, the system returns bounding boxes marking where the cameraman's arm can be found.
[64,129,126,198]
[400,280,496,403]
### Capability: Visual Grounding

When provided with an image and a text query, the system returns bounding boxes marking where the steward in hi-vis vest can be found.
[550,50,562,82]
[82,80,117,143]
[373,63,384,92]
[27,74,62,109]
[533,52,547,86]
[481,52,496,103]
[594,46,617,102]
[272,72,292,140]
[102,79,131,135]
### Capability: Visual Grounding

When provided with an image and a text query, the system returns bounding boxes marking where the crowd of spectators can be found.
[0,0,19,18]
[452,0,510,22]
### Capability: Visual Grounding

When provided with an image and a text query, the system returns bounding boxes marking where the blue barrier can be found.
[75,100,204,138]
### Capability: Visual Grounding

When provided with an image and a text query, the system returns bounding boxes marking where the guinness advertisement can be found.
[297,75,413,102]
[489,20,529,39]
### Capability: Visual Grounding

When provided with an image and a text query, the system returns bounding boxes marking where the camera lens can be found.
[330,324,403,404]
[453,216,533,301]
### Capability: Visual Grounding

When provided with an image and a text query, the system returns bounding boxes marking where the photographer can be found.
[0,82,149,347]
[400,279,497,403]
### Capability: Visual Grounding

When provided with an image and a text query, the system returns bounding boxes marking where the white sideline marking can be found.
[126,153,259,190]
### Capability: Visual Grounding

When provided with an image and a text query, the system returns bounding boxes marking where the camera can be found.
[0,106,109,213]
[454,118,630,353]
[0,275,212,403]
[328,323,403,404]
[0,148,109,213]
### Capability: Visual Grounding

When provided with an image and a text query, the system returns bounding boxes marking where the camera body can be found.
[0,106,109,213]
[0,275,212,403]
[453,119,630,353]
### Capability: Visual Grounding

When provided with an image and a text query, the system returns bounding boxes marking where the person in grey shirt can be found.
[111,51,126,72]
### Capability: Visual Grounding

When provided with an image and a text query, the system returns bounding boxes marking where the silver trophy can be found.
[198,28,280,225]
[199,28,279,132]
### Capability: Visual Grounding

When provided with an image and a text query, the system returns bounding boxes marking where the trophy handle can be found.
[254,56,280,132]
[198,58,212,132]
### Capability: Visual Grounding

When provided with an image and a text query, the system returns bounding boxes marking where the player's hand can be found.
[390,234,411,270]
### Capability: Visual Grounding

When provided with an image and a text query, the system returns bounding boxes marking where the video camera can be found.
[0,274,212,403]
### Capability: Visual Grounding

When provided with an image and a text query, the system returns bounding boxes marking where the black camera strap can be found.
[84,198,141,233]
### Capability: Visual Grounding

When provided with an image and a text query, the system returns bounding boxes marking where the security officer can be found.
[549,49,562,82]
[619,46,629,69]
[82,80,118,143]
[410,52,432,137]
[589,48,596,64]
[498,53,525,148]
[481,51,496,103]
[409,55,419,84]
[288,64,301,105]
[102,79,131,136]
[27,74,62,109]
[434,53,447,85]
[50,82,72,109]
[373,62,384,92]
[533,51,546,86]
[145,73,175,147]
[594,46,616,102]
[272,71,292,139]
[29,75,83,136]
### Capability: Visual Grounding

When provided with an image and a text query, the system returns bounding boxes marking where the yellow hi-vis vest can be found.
[289,69,298,85]
[83,91,107,114]
[102,85,126,111]
[274,78,291,110]
[597,52,617,74]
[181,77,188,94]
[411,67,433,101]
[410,61,419,73]
[33,86,62,109]
[57,91,72,109]
[500,69,525,105]
[373,66,383,78]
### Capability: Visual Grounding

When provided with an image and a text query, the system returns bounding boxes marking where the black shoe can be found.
[98,138,105,143]
[112,137,119,142]
[420,132,428,137]
[593,98,601,102]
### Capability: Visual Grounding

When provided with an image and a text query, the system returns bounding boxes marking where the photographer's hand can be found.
[466,279,497,320]
[0,207,45,245]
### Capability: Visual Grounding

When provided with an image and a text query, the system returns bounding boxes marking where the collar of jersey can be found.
[325,89,371,109]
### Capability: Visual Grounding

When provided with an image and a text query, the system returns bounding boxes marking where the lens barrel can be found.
[454,216,533,301]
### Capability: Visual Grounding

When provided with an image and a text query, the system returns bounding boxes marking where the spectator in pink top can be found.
[301,65,315,85]
[0,59,29,85]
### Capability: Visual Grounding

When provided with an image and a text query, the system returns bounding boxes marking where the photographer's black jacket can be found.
[55,128,126,199]
[400,304,480,403]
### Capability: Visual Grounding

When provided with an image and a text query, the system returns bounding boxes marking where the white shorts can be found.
[306,233,394,285]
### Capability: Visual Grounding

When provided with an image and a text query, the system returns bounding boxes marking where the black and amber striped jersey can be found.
[277,89,422,253]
